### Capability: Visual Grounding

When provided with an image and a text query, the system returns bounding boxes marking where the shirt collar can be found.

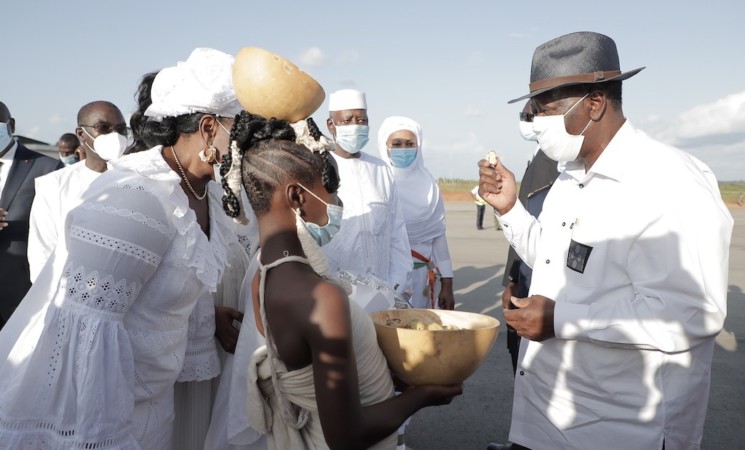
[0,141,18,162]
[562,120,635,183]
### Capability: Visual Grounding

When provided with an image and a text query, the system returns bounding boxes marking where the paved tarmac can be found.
[404,202,745,450]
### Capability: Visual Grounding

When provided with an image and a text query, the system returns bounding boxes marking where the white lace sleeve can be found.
[0,176,174,450]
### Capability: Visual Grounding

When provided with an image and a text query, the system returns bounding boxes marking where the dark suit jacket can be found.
[0,143,63,326]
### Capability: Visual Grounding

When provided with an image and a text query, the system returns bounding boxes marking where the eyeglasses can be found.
[79,123,131,136]
[519,112,534,123]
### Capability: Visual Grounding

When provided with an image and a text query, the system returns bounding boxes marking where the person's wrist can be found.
[496,198,517,216]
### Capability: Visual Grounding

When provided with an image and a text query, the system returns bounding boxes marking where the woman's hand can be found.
[214,306,243,353]
[438,277,455,310]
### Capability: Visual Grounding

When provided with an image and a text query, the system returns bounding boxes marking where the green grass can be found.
[440,179,745,205]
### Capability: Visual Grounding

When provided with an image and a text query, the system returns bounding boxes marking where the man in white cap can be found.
[27,100,128,282]
[480,32,732,450]
[325,88,412,304]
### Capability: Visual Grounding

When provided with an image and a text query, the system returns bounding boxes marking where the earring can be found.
[198,144,218,164]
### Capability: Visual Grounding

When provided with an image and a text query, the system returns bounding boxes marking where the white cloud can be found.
[464,105,486,118]
[641,91,745,180]
[645,91,745,144]
[676,91,745,140]
[298,47,328,68]
[49,113,64,124]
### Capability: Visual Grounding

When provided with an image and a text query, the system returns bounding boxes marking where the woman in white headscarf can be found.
[377,116,454,310]
[0,48,245,450]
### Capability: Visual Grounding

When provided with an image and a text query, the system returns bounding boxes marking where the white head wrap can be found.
[145,48,243,119]
[328,89,367,111]
[377,116,445,243]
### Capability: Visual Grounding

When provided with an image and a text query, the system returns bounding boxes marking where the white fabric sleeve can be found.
[65,183,173,288]
[0,177,175,449]
[53,182,173,441]
[431,234,453,278]
[388,183,413,295]
[495,200,542,269]
[27,176,56,283]
[555,191,732,353]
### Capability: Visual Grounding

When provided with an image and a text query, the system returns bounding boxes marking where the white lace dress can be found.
[0,146,232,450]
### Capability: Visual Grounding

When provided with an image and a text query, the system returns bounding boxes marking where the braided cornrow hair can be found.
[305,117,339,193]
[220,111,340,218]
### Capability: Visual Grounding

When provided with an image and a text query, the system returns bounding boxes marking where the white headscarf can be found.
[377,116,445,244]
[144,48,243,120]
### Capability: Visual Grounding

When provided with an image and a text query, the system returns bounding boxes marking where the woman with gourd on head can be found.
[220,48,463,450]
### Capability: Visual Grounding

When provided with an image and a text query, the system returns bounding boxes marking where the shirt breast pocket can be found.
[565,224,610,288]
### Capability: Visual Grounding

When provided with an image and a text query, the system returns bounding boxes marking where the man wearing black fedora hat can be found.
[479,32,733,449]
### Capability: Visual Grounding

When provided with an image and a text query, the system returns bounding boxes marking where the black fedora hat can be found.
[508,31,644,104]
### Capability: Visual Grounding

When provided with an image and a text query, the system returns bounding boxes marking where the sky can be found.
[5,1,745,181]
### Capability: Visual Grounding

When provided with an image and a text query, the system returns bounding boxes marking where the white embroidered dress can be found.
[0,146,231,450]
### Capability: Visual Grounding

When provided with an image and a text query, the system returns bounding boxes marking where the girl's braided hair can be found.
[221,111,339,218]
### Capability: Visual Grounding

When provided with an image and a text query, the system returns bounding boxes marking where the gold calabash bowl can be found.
[232,47,325,123]
[369,309,500,386]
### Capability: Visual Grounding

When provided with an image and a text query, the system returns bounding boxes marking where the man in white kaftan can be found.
[481,32,733,450]
[28,101,128,282]
[323,89,412,302]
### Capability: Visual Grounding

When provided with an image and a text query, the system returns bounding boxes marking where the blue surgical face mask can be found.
[295,183,343,247]
[389,147,417,168]
[60,154,78,165]
[333,124,369,154]
[0,122,13,152]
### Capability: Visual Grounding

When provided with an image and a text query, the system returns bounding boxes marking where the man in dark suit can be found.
[0,101,63,329]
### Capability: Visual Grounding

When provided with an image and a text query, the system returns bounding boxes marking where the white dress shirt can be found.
[323,151,412,296]
[0,141,18,196]
[28,161,103,282]
[497,122,733,449]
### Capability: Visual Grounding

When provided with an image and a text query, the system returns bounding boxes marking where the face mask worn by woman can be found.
[81,128,128,161]
[532,93,591,162]
[389,147,417,168]
[333,124,369,154]
[294,183,343,247]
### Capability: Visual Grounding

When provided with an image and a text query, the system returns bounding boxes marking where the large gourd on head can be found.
[232,47,325,122]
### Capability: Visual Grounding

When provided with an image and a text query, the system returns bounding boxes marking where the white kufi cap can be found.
[145,48,242,119]
[328,89,367,111]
